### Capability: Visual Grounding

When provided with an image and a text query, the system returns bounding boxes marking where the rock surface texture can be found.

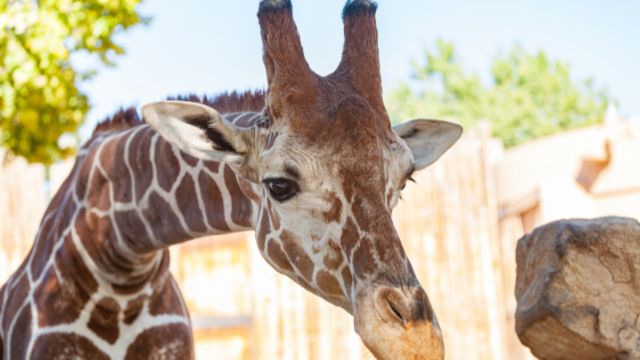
[515,217,640,360]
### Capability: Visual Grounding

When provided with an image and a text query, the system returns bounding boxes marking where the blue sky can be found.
[78,0,640,137]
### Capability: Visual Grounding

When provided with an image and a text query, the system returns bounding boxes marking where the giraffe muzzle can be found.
[354,286,445,360]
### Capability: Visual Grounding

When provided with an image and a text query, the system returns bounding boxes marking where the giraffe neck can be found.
[0,112,265,358]
[67,115,261,289]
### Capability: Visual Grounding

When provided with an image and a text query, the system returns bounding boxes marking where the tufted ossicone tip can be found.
[342,0,378,18]
[259,0,292,12]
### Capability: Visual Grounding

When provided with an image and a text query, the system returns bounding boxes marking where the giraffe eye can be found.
[263,178,300,202]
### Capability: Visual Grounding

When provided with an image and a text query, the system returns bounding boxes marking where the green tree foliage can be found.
[0,0,146,164]
[388,40,611,147]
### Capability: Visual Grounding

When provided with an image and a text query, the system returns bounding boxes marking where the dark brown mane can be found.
[92,107,143,136]
[91,90,266,138]
[171,90,266,114]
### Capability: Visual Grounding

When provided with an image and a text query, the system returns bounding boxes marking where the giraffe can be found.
[0,0,462,359]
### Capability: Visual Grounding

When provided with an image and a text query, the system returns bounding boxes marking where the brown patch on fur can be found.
[180,152,199,167]
[316,270,344,298]
[202,160,220,173]
[83,211,138,277]
[280,230,314,281]
[35,266,83,326]
[322,192,343,223]
[341,217,359,256]
[114,210,155,254]
[149,276,184,316]
[128,127,154,201]
[87,297,121,344]
[125,323,194,360]
[124,295,147,325]
[142,192,191,245]
[295,275,317,294]
[176,175,207,233]
[31,333,110,360]
[351,195,374,233]
[256,213,271,252]
[2,275,29,330]
[198,173,231,232]
[223,164,254,228]
[30,199,71,279]
[353,239,377,279]
[86,166,111,212]
[266,238,294,274]
[323,240,344,271]
[66,156,89,200]
[155,138,181,192]
[112,251,169,296]
[36,234,98,327]
[9,306,30,359]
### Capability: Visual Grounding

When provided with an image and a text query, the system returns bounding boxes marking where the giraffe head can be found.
[143,1,460,358]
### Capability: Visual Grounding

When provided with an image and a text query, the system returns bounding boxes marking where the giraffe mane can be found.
[90,89,267,138]
[170,89,266,114]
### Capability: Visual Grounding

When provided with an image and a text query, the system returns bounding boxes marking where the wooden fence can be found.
[0,129,535,359]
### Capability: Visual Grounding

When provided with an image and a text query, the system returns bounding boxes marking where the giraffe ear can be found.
[393,119,463,170]
[142,101,254,166]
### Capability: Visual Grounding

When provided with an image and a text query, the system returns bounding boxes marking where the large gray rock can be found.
[515,217,640,360]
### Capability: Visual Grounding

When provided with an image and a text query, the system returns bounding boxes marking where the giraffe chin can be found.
[353,288,445,360]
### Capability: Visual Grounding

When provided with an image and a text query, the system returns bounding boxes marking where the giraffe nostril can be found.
[386,298,406,324]
[375,287,433,327]
[376,288,410,327]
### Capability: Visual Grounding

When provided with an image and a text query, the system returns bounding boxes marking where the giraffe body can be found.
[2,1,462,359]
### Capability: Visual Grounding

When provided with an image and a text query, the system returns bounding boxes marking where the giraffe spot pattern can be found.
[176,175,208,233]
[35,265,86,327]
[322,192,343,223]
[124,323,193,360]
[99,135,133,203]
[129,127,154,202]
[123,295,147,325]
[340,217,359,256]
[198,172,231,232]
[266,238,294,274]
[280,230,314,281]
[9,306,31,360]
[87,297,121,344]
[223,164,254,228]
[114,210,155,254]
[323,240,343,271]
[143,192,191,245]
[2,275,29,331]
[155,139,181,193]
[30,333,110,360]
[86,166,112,212]
[149,277,184,316]
[353,237,377,279]
[316,270,344,298]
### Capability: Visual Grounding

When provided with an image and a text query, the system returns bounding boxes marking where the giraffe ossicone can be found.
[0,1,461,359]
